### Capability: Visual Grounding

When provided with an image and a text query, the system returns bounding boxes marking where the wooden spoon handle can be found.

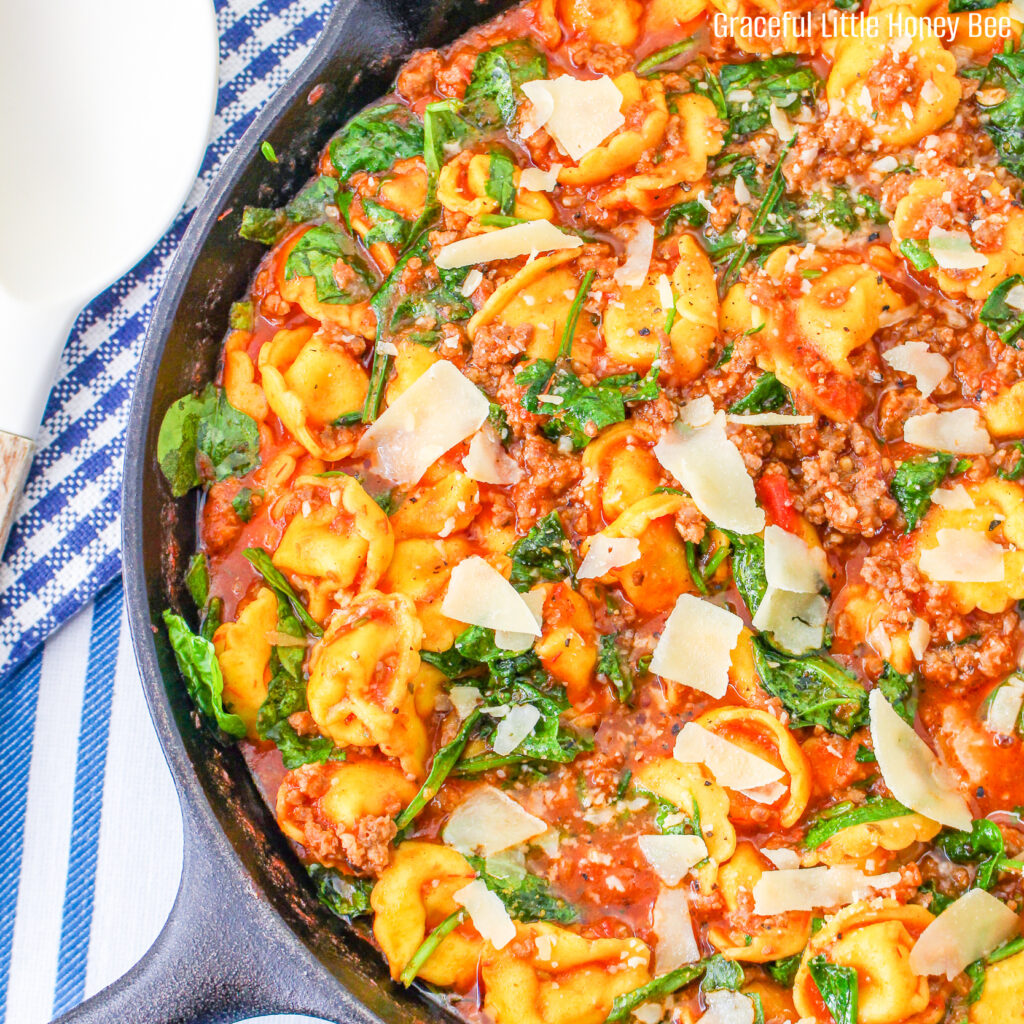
[0,431,34,557]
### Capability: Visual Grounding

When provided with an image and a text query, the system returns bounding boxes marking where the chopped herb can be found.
[597,634,633,703]
[636,38,697,76]
[261,140,278,163]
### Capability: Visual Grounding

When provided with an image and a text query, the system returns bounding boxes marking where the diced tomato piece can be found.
[756,472,797,532]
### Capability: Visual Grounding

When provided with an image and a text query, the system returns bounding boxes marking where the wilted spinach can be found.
[283,223,376,304]
[329,103,424,182]
[508,511,575,590]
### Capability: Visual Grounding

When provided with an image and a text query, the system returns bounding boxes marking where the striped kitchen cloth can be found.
[0,581,324,1023]
[0,0,336,683]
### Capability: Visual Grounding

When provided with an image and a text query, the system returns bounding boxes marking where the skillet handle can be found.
[49,796,348,1024]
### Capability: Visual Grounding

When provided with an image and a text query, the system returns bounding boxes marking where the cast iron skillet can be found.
[51,0,516,1020]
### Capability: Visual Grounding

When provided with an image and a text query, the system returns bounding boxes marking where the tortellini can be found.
[708,843,811,961]
[581,421,660,523]
[372,841,481,988]
[276,760,416,873]
[306,590,427,776]
[533,581,597,705]
[891,177,1024,301]
[970,948,1024,1024]
[389,470,481,540]
[558,74,668,188]
[438,151,555,222]
[258,325,368,459]
[271,473,394,622]
[481,922,651,1024]
[793,901,941,1024]
[826,7,960,146]
[806,809,941,868]
[213,586,278,738]
[634,756,736,863]
[696,707,812,828]
[223,328,268,422]
[914,479,1024,615]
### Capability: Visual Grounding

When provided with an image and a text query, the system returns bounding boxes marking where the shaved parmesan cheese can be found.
[638,834,708,885]
[443,785,547,855]
[903,409,993,455]
[930,484,974,510]
[577,535,641,579]
[1006,281,1024,311]
[654,413,765,534]
[519,81,555,138]
[909,617,931,660]
[882,342,950,398]
[752,587,828,655]
[519,164,561,191]
[360,360,488,484]
[453,879,516,950]
[436,220,582,270]
[674,722,784,791]
[493,704,541,755]
[520,76,625,162]
[614,218,655,289]
[679,395,715,427]
[698,991,756,1024]
[769,102,796,142]
[909,888,1020,980]
[734,175,751,205]
[442,556,542,635]
[740,779,788,805]
[450,685,482,720]
[753,865,902,915]
[726,412,814,426]
[632,1006,663,1024]
[461,268,483,298]
[764,524,828,593]
[651,595,744,698]
[928,226,988,271]
[867,621,892,660]
[985,675,1024,736]
[652,886,700,971]
[494,589,545,653]
[764,847,801,869]
[464,426,522,485]
[869,689,972,831]
[919,528,1005,584]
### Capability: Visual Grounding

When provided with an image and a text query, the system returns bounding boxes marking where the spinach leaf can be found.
[935,818,1010,890]
[968,933,1024,1001]
[231,486,261,523]
[973,46,1024,178]
[389,259,473,334]
[518,362,660,451]
[802,186,885,234]
[508,511,575,590]
[284,223,376,305]
[362,198,412,249]
[239,206,288,245]
[400,909,466,986]
[807,956,858,1024]
[898,238,937,271]
[329,103,424,182]
[395,708,482,829]
[308,863,373,918]
[243,547,323,637]
[285,175,342,222]
[803,796,913,850]
[661,199,708,236]
[605,962,708,1023]
[419,645,477,679]
[751,636,868,737]
[229,300,254,331]
[597,634,633,703]
[463,39,548,129]
[766,953,802,987]
[423,99,474,179]
[185,552,211,612]
[468,856,578,923]
[890,453,955,532]
[636,38,697,76]
[719,56,819,137]
[728,372,790,414]
[157,383,261,497]
[724,531,768,617]
[701,954,744,992]
[981,274,1024,347]
[950,0,1000,9]
[878,662,917,725]
[488,402,512,443]
[162,610,246,738]
[999,441,1024,481]
[486,149,517,214]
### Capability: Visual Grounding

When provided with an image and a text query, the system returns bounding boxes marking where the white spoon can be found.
[0,0,218,557]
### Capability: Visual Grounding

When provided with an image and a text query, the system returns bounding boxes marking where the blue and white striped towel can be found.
[0,0,336,685]
[0,0,343,1019]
